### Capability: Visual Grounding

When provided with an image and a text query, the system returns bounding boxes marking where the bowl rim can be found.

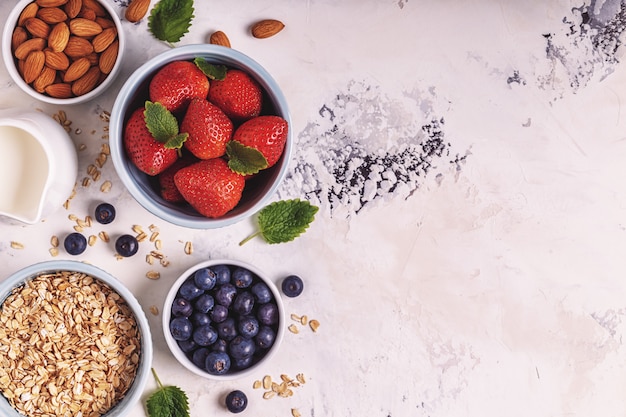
[0,260,153,417]
[109,44,292,229]
[162,258,286,381]
[1,0,126,105]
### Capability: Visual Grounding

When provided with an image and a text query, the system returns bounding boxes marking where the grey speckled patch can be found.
[277,80,467,217]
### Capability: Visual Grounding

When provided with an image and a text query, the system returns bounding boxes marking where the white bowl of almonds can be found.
[2,0,125,105]
[0,260,152,417]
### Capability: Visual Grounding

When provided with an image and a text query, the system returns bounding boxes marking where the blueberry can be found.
[178,278,203,300]
[171,298,193,317]
[215,283,237,307]
[238,316,259,338]
[191,312,211,327]
[232,267,253,288]
[192,347,210,369]
[177,338,197,353]
[115,234,139,257]
[229,335,256,359]
[210,304,229,323]
[251,282,272,304]
[281,275,304,297]
[212,264,231,285]
[193,268,217,291]
[256,302,279,325]
[232,291,254,316]
[194,293,215,314]
[193,324,218,346]
[205,351,231,375]
[232,355,254,371]
[217,317,238,341]
[211,338,228,353]
[225,390,247,413]
[94,202,116,224]
[255,325,276,349]
[169,317,192,341]
[64,232,87,255]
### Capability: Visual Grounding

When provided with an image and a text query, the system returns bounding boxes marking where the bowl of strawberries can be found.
[109,44,292,228]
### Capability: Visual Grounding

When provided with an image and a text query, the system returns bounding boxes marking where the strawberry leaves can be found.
[239,199,319,245]
[226,141,268,175]
[148,0,195,44]
[144,101,187,149]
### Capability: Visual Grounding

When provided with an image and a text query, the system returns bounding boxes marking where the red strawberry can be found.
[207,69,262,122]
[174,158,245,218]
[180,98,233,159]
[157,155,197,203]
[231,115,288,168]
[149,60,209,113]
[123,107,178,176]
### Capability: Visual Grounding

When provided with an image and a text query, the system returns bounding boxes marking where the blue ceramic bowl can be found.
[0,261,153,417]
[110,45,292,229]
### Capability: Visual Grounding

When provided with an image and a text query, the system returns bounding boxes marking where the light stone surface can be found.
[2,0,626,416]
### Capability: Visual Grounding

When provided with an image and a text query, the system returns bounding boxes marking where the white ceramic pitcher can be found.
[0,110,77,224]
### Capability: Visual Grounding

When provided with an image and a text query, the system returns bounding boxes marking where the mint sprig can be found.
[144,101,187,149]
[239,199,319,245]
[148,0,194,44]
[226,140,268,175]
[146,368,190,417]
[194,57,227,81]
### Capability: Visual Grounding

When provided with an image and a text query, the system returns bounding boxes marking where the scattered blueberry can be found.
[205,351,231,375]
[225,390,247,413]
[212,264,231,285]
[169,317,192,341]
[232,267,253,288]
[281,275,304,297]
[94,202,116,224]
[171,298,193,317]
[194,268,217,291]
[115,234,138,257]
[64,232,87,255]
[251,282,272,304]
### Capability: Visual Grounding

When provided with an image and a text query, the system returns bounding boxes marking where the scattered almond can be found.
[209,30,231,47]
[125,0,150,23]
[251,19,285,39]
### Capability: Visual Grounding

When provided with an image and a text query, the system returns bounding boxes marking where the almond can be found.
[33,66,57,92]
[84,51,99,65]
[98,39,118,74]
[23,50,46,84]
[92,27,116,52]
[14,37,46,60]
[71,66,100,96]
[18,2,39,27]
[45,83,73,98]
[11,27,29,52]
[63,57,91,82]
[209,30,231,47]
[64,0,82,18]
[48,21,70,52]
[44,50,70,70]
[69,18,103,36]
[64,36,94,57]
[37,7,69,24]
[36,0,69,6]
[251,19,285,39]
[95,16,115,29]
[24,17,51,38]
[82,0,106,17]
[125,0,150,23]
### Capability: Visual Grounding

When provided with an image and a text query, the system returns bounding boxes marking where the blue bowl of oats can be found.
[0,261,152,417]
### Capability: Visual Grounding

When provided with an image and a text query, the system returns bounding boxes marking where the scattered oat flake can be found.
[296,373,306,384]
[253,380,262,389]
[154,239,162,250]
[309,319,320,332]
[149,305,159,315]
[288,324,299,334]
[10,241,24,249]
[49,248,59,257]
[99,231,110,242]
[292,409,301,417]
[262,375,272,390]
[88,235,97,246]
[262,391,276,399]
[184,241,193,255]
[100,180,112,193]
[300,315,308,325]
[50,235,59,247]
[290,313,301,322]
[146,271,160,280]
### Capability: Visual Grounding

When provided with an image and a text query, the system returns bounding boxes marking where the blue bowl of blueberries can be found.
[163,259,285,380]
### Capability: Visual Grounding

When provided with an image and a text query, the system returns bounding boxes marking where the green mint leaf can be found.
[239,199,319,245]
[144,101,184,148]
[194,57,227,81]
[148,0,194,44]
[226,141,268,175]
[146,368,190,417]
[165,133,188,149]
